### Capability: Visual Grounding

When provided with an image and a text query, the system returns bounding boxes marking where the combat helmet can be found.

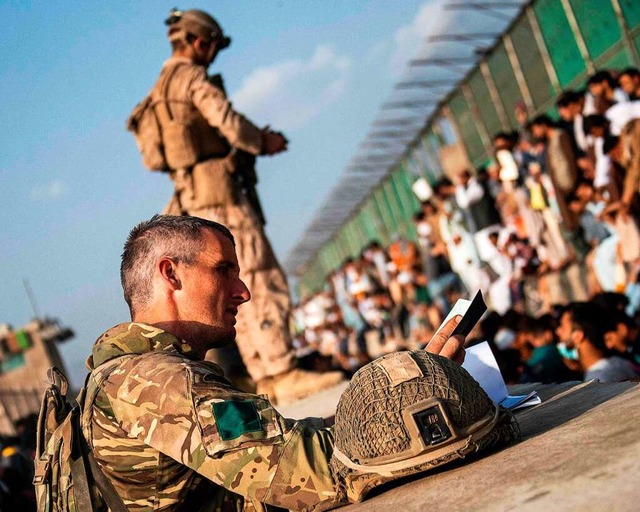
[331,350,520,503]
[165,8,231,49]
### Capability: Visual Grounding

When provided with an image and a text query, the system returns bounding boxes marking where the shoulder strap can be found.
[76,355,136,512]
[77,412,129,512]
[152,62,188,125]
[68,407,94,512]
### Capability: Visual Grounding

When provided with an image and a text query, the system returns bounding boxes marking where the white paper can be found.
[462,341,541,410]
[462,341,508,404]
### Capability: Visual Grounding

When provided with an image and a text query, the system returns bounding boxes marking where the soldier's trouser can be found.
[189,201,296,382]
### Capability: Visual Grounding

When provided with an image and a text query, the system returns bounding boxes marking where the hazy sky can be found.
[0,0,490,386]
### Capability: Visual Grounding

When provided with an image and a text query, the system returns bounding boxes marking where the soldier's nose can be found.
[235,279,251,303]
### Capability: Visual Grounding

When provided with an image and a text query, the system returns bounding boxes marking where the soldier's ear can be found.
[158,258,181,290]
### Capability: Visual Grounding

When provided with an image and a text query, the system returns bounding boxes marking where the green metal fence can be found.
[297,0,640,295]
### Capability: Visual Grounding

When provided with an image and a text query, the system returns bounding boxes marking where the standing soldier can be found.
[127,8,342,404]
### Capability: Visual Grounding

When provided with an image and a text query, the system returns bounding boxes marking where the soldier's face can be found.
[175,229,250,346]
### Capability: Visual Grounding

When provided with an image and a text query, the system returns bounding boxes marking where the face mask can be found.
[557,342,579,361]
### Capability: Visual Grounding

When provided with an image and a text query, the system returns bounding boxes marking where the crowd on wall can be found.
[292,67,640,385]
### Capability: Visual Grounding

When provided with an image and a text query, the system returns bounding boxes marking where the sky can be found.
[0,0,476,387]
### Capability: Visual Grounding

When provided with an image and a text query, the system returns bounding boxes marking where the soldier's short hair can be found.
[121,215,234,316]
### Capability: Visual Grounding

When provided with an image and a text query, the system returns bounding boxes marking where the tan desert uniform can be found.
[82,322,340,511]
[156,55,295,383]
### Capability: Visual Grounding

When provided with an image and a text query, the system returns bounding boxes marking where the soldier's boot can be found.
[256,368,345,406]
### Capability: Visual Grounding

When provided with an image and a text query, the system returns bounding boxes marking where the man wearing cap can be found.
[129,8,342,403]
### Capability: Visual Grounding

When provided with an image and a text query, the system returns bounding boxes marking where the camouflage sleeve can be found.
[103,353,341,511]
[188,67,263,155]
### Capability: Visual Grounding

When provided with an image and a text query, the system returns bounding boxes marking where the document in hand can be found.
[462,341,541,410]
[432,290,488,339]
[432,290,540,410]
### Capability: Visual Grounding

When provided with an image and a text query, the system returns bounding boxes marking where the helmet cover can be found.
[331,350,520,502]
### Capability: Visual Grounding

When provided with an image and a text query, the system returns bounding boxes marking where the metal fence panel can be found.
[448,91,485,163]
[393,168,416,215]
[569,0,621,61]
[533,0,587,86]
[357,207,378,243]
[385,176,410,238]
[370,188,390,237]
[487,42,524,128]
[363,200,387,246]
[381,181,403,236]
[468,69,503,140]
[620,0,640,27]
[318,245,334,276]
[425,131,445,178]
[510,15,556,110]
[595,44,634,70]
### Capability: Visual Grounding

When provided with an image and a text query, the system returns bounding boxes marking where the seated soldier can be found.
[81,215,469,510]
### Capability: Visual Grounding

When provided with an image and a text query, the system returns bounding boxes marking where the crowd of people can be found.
[292,67,640,384]
[7,63,640,512]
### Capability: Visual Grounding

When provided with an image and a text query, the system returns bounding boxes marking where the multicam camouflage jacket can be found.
[81,322,341,512]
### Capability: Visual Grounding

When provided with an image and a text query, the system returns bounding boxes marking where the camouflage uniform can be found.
[156,55,295,383]
[81,322,341,511]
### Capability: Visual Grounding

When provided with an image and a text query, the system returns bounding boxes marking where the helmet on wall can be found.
[331,350,520,503]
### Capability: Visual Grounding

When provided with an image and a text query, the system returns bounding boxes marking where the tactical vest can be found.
[128,62,238,212]
[152,62,231,170]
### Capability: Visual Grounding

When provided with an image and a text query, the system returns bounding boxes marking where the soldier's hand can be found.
[425,315,465,365]
[261,130,288,155]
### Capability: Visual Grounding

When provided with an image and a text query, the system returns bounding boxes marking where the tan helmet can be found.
[331,350,520,503]
[165,8,231,49]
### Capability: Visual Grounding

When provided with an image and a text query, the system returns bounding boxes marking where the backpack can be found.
[33,366,128,512]
[127,63,201,172]
[126,94,168,172]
